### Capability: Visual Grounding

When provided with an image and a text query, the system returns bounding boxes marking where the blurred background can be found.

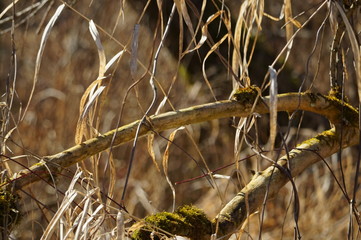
[0,0,360,239]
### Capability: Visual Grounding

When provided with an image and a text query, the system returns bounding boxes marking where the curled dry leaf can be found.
[202,33,229,100]
[22,4,65,121]
[183,10,226,55]
[163,126,185,212]
[89,20,106,78]
[147,134,161,172]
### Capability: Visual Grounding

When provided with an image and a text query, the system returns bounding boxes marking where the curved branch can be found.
[215,126,359,238]
[128,127,359,239]
[4,91,358,191]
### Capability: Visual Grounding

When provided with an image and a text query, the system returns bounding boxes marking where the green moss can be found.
[179,64,192,85]
[306,91,358,127]
[0,190,21,233]
[296,129,338,148]
[31,161,45,168]
[325,94,359,127]
[328,86,346,101]
[231,85,260,105]
[314,129,338,147]
[131,205,212,240]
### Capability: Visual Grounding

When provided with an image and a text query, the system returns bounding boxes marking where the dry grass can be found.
[0,0,361,239]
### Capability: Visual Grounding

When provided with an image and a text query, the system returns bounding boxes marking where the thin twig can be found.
[121,3,177,203]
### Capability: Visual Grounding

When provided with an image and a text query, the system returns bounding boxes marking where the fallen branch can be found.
[128,126,359,239]
[3,90,358,193]
[215,126,359,238]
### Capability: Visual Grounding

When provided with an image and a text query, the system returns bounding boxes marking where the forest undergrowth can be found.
[0,0,361,239]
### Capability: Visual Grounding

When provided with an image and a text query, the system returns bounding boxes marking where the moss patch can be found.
[0,190,21,233]
[328,86,346,101]
[306,91,358,127]
[231,85,260,105]
[130,205,212,240]
[324,94,359,127]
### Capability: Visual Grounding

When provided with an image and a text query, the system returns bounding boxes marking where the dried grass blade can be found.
[202,33,229,100]
[234,118,247,158]
[155,96,168,115]
[231,5,244,88]
[121,3,177,202]
[147,134,161,172]
[187,0,207,51]
[231,1,264,89]
[22,4,65,121]
[177,0,196,43]
[81,204,104,233]
[105,50,125,72]
[283,0,294,42]
[75,120,86,145]
[41,169,82,239]
[81,86,105,119]
[235,116,256,159]
[217,0,225,35]
[156,0,164,34]
[3,127,16,174]
[278,0,294,72]
[232,1,253,88]
[116,211,125,240]
[111,0,125,35]
[75,78,103,143]
[74,195,92,240]
[163,126,185,212]
[335,2,361,205]
[290,18,302,29]
[0,0,20,19]
[269,1,328,70]
[173,0,198,55]
[89,20,106,78]
[334,3,361,98]
[70,169,84,190]
[40,190,77,240]
[87,215,106,238]
[106,152,116,208]
[269,66,278,152]
[183,11,224,55]
[178,6,185,57]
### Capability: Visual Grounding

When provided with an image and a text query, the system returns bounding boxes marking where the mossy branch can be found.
[215,126,359,238]
[3,90,358,192]
[126,127,358,240]
[129,205,213,240]
[1,88,360,239]
[128,127,359,239]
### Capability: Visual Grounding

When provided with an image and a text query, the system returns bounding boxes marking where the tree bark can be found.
[3,91,357,192]
[215,126,359,238]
